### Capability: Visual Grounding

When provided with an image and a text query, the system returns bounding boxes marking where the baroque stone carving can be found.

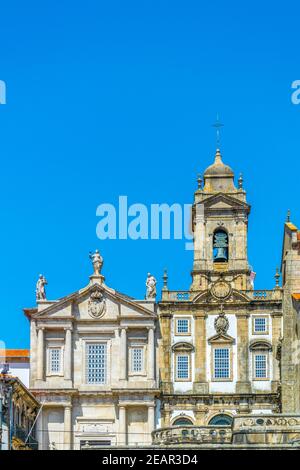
[89,249,103,275]
[210,280,232,300]
[36,274,48,301]
[214,309,229,335]
[88,289,106,318]
[146,273,157,300]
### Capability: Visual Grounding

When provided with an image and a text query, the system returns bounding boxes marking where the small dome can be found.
[204,149,234,177]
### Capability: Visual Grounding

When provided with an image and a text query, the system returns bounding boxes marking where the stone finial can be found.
[275,267,280,289]
[36,274,47,301]
[238,173,244,189]
[146,273,157,300]
[286,209,291,223]
[89,249,103,276]
[197,174,203,190]
[162,269,168,291]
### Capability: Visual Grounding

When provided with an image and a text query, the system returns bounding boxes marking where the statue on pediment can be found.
[146,273,157,300]
[89,249,103,276]
[36,274,47,301]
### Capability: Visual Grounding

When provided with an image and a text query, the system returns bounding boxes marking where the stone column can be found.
[159,314,172,393]
[148,405,155,444]
[193,313,208,393]
[37,328,44,381]
[119,406,126,445]
[64,405,72,450]
[148,327,155,380]
[120,328,127,380]
[64,328,72,381]
[236,313,251,393]
[271,314,282,391]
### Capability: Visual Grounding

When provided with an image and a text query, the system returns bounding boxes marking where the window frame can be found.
[85,341,107,385]
[212,345,232,382]
[252,350,269,381]
[129,345,145,375]
[175,352,191,382]
[252,315,269,335]
[47,345,63,376]
[175,317,191,336]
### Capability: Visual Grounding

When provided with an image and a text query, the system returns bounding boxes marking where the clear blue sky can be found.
[1,1,299,348]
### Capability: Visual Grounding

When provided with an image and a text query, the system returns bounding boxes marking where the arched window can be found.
[173,417,193,426]
[213,229,228,263]
[209,414,233,426]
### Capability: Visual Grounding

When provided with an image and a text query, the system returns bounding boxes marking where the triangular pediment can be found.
[202,193,250,211]
[28,282,156,321]
[208,333,235,344]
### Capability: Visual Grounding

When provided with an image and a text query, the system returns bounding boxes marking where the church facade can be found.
[24,252,159,450]
[158,149,282,428]
[24,148,300,449]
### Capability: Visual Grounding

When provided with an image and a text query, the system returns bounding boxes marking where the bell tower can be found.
[191,149,251,291]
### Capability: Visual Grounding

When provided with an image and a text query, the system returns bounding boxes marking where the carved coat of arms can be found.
[214,313,229,335]
[88,290,106,318]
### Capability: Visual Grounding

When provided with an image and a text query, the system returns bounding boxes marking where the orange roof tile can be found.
[0,349,30,358]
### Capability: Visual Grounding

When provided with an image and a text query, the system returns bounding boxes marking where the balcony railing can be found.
[152,425,232,445]
[161,289,282,302]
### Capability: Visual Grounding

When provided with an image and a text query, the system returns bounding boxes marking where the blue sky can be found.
[0,1,299,348]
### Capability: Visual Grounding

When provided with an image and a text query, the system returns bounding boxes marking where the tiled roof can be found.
[0,349,30,359]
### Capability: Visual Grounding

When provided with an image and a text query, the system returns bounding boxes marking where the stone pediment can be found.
[28,282,156,321]
[208,333,235,344]
[202,193,250,211]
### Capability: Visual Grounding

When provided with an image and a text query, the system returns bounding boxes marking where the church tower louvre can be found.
[191,148,251,292]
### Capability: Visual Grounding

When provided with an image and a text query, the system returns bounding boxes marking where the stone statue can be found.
[36,274,47,301]
[146,273,157,300]
[89,249,103,276]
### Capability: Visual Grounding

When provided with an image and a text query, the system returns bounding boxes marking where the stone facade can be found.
[158,149,283,429]
[23,147,300,449]
[24,259,159,449]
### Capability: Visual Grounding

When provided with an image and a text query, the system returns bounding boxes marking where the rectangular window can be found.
[176,354,190,380]
[214,348,230,379]
[176,318,190,335]
[253,317,267,333]
[130,347,143,373]
[49,348,61,373]
[86,343,107,384]
[254,354,267,379]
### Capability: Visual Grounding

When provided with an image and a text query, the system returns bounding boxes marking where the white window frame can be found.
[253,351,269,380]
[253,316,269,335]
[212,346,231,381]
[175,353,190,381]
[85,342,107,385]
[47,346,63,376]
[175,317,191,336]
[129,346,145,375]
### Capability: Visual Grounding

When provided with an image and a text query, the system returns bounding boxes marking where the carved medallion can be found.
[88,290,106,318]
[214,313,229,335]
[210,280,232,300]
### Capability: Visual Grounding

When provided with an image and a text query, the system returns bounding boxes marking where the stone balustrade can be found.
[152,425,232,446]
[232,415,300,446]
[161,289,282,302]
